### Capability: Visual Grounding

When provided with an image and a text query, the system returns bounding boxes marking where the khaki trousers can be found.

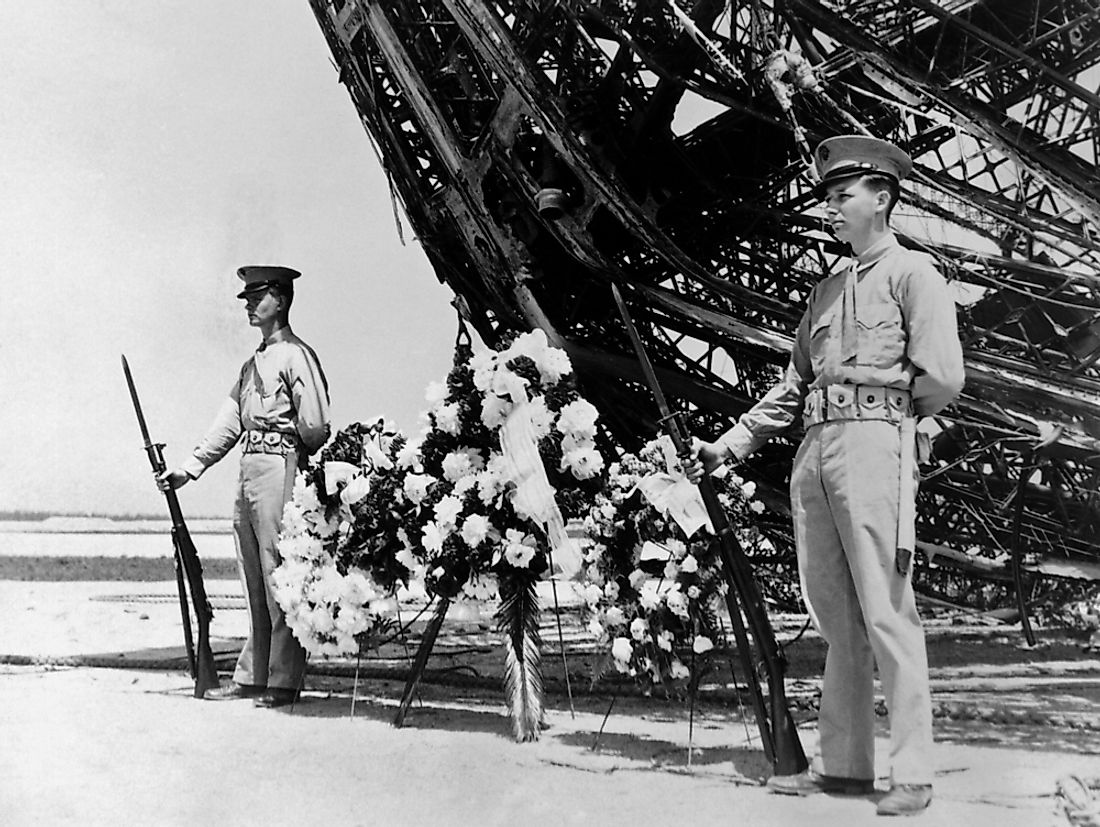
[231,452,306,691]
[790,419,933,785]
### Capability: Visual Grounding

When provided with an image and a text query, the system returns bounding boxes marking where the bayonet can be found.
[122,355,219,698]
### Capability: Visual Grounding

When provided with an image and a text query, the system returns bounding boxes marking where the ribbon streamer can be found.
[499,402,580,578]
[635,436,713,538]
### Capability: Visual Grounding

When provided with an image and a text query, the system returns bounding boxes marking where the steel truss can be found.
[309,0,1100,613]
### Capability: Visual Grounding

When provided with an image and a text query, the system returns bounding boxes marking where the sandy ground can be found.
[1,578,1099,826]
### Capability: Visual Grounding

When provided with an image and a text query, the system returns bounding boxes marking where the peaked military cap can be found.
[813,135,913,197]
[236,265,301,298]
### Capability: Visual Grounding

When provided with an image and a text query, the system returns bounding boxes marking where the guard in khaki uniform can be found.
[159,266,330,708]
[691,137,965,817]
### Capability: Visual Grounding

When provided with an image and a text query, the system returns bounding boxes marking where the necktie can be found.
[840,261,859,364]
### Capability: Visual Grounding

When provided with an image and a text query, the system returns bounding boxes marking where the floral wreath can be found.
[273,418,414,658]
[578,436,769,692]
[402,328,605,600]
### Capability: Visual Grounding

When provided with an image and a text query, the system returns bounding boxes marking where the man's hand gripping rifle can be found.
[611,285,808,778]
[121,355,219,698]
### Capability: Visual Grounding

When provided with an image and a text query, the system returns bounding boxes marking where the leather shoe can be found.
[253,688,300,708]
[204,683,265,701]
[876,784,933,816]
[767,770,875,796]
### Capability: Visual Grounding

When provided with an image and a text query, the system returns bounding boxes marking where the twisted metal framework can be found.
[309,0,1100,611]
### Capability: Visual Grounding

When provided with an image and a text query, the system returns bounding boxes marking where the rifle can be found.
[121,355,220,698]
[611,285,808,778]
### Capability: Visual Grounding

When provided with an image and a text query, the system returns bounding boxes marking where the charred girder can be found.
[308,0,1100,611]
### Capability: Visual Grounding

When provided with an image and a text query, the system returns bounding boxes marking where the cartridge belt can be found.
[803,384,912,428]
[241,430,299,456]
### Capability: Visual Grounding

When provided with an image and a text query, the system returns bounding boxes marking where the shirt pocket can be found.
[808,310,833,369]
[856,301,905,366]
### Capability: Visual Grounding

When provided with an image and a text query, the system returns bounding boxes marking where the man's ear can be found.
[875,189,891,213]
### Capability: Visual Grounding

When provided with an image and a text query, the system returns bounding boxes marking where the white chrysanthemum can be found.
[395,544,418,573]
[663,560,680,580]
[422,521,445,553]
[666,588,690,619]
[441,450,474,482]
[741,480,757,499]
[556,398,600,439]
[692,635,714,654]
[403,473,432,505]
[434,494,464,528]
[475,467,505,506]
[453,474,477,496]
[582,584,602,607]
[680,554,699,573]
[628,569,647,590]
[750,500,766,514]
[561,445,604,480]
[629,617,648,641]
[669,659,690,680]
[396,438,422,471]
[587,617,606,641]
[460,513,492,547]
[536,346,572,385]
[603,580,619,600]
[480,394,512,430]
[687,585,701,599]
[604,606,626,627]
[611,637,633,665]
[470,349,497,391]
[433,402,461,435]
[656,630,674,652]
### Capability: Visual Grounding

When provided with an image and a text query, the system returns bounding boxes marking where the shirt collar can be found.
[257,325,293,352]
[854,231,901,273]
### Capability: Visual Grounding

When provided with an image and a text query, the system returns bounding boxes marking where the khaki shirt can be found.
[719,232,965,459]
[180,326,331,479]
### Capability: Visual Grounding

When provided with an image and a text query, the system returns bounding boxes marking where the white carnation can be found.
[434,402,461,435]
[422,521,445,553]
[460,514,491,547]
[433,495,464,528]
[611,637,633,666]
[480,395,512,430]
[692,635,715,654]
[556,399,600,439]
[536,346,572,385]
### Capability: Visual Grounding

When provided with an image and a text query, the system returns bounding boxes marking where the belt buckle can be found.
[804,389,823,426]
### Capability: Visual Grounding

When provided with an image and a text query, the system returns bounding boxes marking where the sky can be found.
[0,2,460,517]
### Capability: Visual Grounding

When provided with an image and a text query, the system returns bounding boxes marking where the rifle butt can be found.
[192,635,221,698]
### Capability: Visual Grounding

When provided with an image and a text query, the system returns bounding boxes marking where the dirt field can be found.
[1,554,1098,826]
